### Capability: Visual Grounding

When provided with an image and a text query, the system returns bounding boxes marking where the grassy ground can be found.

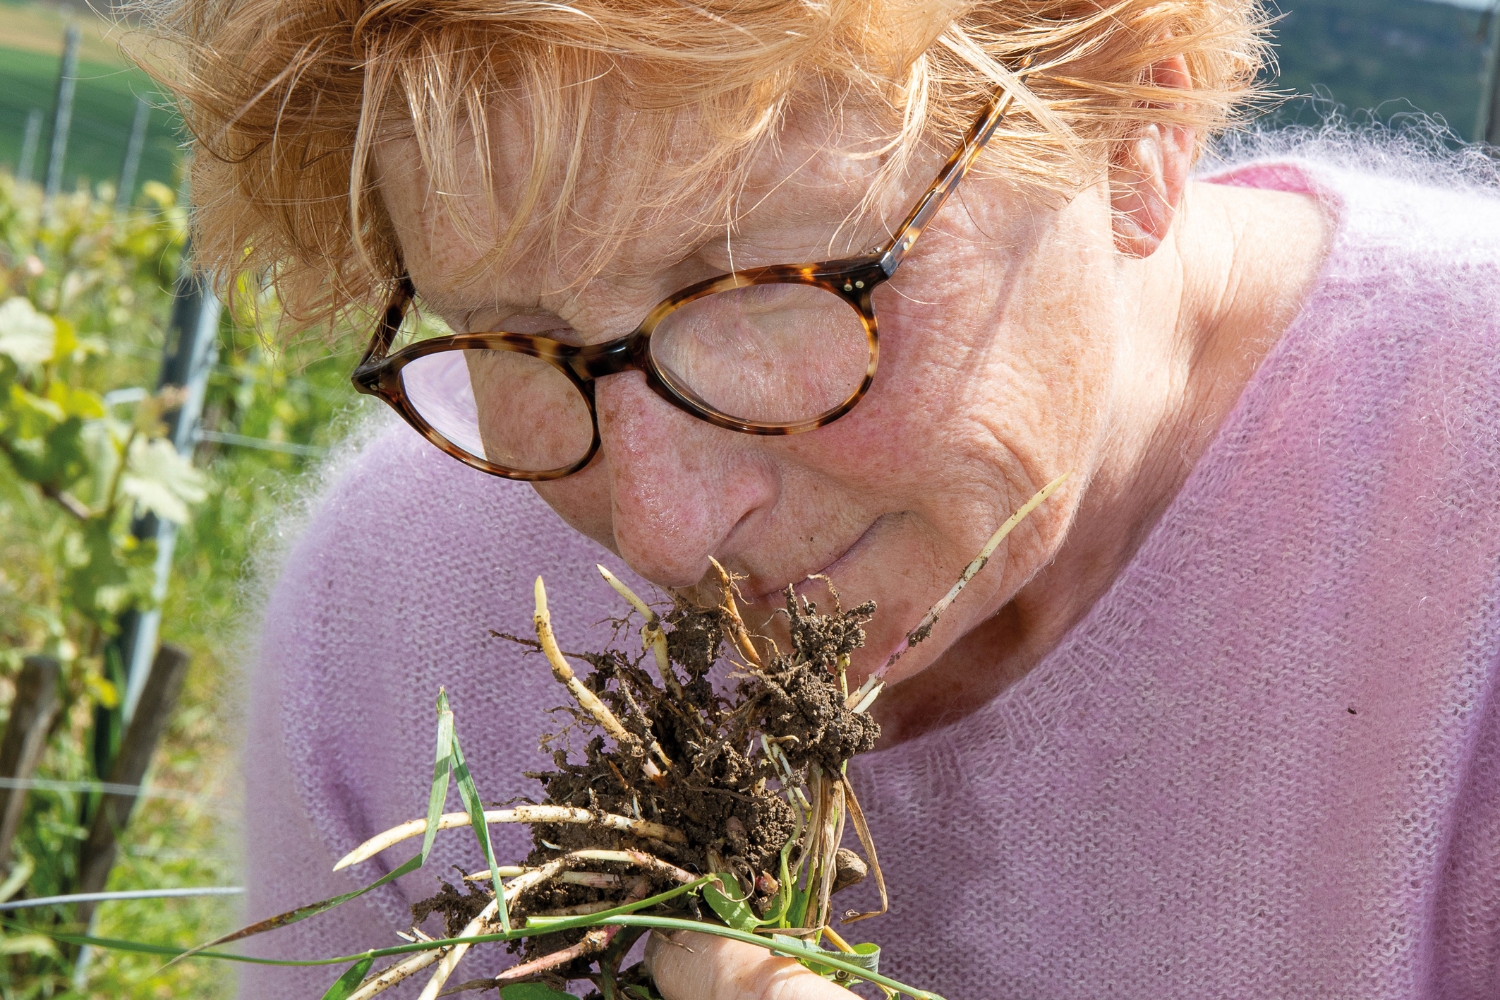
[0,0,179,202]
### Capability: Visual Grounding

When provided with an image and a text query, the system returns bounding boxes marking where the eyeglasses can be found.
[352,85,1021,481]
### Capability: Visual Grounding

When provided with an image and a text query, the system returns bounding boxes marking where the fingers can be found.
[646,931,853,1000]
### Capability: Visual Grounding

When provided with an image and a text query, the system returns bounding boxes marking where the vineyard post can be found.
[114,247,221,726]
[17,110,42,185]
[114,98,150,214]
[42,24,80,206]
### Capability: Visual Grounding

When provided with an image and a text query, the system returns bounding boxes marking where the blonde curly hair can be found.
[134,0,1272,330]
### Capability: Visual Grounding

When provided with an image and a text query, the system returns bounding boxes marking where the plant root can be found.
[335,807,687,871]
[879,471,1070,675]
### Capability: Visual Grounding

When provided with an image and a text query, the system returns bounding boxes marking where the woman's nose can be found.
[593,371,775,589]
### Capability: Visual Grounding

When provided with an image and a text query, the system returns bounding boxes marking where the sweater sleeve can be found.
[236,422,641,998]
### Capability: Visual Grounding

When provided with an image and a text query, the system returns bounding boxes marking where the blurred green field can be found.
[0,0,179,202]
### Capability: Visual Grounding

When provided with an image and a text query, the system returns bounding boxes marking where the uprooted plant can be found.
[329,562,895,1000]
[134,473,1068,1000]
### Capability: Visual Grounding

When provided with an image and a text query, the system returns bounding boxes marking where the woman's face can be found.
[377,102,1124,694]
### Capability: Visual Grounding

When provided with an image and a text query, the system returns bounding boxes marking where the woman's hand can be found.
[646,931,856,1000]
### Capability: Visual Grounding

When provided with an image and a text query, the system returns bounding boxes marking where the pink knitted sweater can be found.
[241,160,1500,998]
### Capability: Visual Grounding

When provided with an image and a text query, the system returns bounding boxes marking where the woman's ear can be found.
[1110,54,1196,258]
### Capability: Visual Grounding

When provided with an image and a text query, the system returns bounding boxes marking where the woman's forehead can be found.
[374,99,903,302]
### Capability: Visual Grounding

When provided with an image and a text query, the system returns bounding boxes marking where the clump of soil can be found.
[414,580,882,985]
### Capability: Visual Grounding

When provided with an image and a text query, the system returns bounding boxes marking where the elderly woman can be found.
[153,0,1500,995]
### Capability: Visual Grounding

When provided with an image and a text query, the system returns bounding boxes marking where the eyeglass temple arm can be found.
[878,81,1023,278]
[358,274,418,370]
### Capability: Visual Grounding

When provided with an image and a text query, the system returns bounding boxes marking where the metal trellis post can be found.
[114,98,150,213]
[116,254,222,724]
[43,24,80,204]
[74,249,220,986]
[17,110,42,184]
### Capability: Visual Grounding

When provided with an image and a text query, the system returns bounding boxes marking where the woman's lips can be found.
[741,514,894,611]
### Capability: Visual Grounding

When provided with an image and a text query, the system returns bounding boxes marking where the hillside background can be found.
[0,0,1496,200]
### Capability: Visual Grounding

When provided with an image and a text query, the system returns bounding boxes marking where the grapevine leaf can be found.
[121,437,207,523]
[0,298,56,366]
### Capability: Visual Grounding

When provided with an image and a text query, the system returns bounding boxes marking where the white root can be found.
[567,848,698,885]
[334,806,687,871]
[416,898,500,1000]
[597,564,656,623]
[348,949,446,1000]
[850,681,884,715]
[538,577,669,776]
[598,565,682,704]
[357,860,573,1000]
[709,557,763,669]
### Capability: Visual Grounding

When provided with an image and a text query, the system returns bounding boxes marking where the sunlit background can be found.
[0,0,1496,996]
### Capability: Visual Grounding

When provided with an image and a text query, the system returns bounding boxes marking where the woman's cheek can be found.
[533,462,617,550]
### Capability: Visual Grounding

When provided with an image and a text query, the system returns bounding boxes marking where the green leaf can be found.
[44,380,104,420]
[0,860,33,904]
[704,874,758,932]
[424,690,455,863]
[10,383,66,430]
[319,954,375,1000]
[0,298,56,366]
[826,942,880,986]
[50,317,78,360]
[0,934,59,959]
[121,437,208,523]
[500,983,581,1000]
[785,882,811,932]
[756,840,794,928]
[452,730,508,932]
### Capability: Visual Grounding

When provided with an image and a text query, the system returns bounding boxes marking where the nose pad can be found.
[592,371,774,590]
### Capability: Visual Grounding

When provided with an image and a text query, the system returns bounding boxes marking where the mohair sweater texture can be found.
[240,160,1500,998]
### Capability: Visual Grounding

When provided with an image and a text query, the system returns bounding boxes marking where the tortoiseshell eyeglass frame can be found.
[352,83,1022,481]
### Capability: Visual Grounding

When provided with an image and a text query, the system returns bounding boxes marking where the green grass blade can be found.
[424,689,456,863]
[518,875,715,930]
[501,984,580,1000]
[7,922,326,966]
[451,730,509,932]
[26,882,944,997]
[319,954,376,999]
[159,854,424,969]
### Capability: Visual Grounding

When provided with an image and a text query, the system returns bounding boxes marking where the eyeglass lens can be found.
[397,281,872,476]
[649,283,871,425]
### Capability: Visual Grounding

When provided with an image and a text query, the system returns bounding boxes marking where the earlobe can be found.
[1109,54,1196,259]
